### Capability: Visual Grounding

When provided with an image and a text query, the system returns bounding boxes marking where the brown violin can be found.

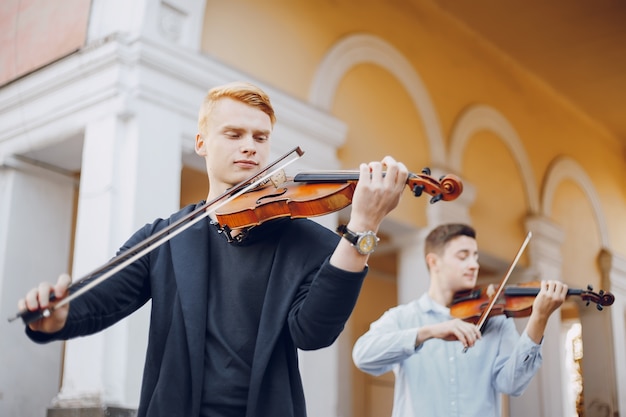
[450,281,615,324]
[215,167,463,231]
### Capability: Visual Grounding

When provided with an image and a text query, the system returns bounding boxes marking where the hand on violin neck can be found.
[525,280,568,344]
[532,280,568,318]
[349,156,409,231]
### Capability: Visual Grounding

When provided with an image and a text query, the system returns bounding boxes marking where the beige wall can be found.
[199,0,626,414]
[199,0,626,258]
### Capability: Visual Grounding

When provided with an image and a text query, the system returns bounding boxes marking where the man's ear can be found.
[425,252,437,271]
[195,133,206,156]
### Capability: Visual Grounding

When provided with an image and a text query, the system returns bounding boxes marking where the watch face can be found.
[357,233,378,254]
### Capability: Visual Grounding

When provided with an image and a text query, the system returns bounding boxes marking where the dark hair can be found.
[424,223,476,257]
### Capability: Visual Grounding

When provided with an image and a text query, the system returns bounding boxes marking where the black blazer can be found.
[28,203,367,417]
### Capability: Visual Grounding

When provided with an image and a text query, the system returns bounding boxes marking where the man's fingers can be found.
[55,273,72,298]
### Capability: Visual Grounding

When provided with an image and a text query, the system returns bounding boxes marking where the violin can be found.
[450,281,615,324]
[214,167,463,232]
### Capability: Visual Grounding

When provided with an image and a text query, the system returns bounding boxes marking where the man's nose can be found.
[240,135,257,153]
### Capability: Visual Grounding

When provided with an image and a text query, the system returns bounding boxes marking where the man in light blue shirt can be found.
[352,223,567,417]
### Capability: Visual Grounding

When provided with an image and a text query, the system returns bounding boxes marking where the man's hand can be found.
[347,155,409,233]
[17,273,71,333]
[416,319,482,349]
[525,280,568,343]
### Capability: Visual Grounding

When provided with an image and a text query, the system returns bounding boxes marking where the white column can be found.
[0,163,74,417]
[397,231,430,305]
[56,102,181,408]
[598,249,626,416]
[396,175,476,305]
[424,168,476,228]
[516,216,565,417]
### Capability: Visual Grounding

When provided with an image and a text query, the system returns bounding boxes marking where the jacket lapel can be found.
[169,208,210,412]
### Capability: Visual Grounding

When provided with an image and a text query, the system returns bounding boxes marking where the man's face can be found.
[433,235,479,292]
[195,97,272,197]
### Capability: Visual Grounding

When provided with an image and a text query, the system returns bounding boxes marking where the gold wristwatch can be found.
[337,224,379,255]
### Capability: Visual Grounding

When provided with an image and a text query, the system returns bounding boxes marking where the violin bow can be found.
[463,231,533,352]
[9,147,305,325]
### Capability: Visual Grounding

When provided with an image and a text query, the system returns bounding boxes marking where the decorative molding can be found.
[525,215,565,271]
[309,33,446,166]
[542,155,609,247]
[449,104,539,213]
[158,2,185,43]
[599,249,626,293]
[0,35,346,172]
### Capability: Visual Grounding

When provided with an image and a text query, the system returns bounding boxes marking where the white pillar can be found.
[396,175,476,305]
[598,249,626,416]
[518,216,566,417]
[0,161,74,417]
[397,231,430,305]
[56,103,182,409]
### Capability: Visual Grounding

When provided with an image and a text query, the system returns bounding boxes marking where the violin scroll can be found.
[408,168,463,204]
[581,284,615,311]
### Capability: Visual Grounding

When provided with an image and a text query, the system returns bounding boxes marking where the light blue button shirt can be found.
[352,294,542,417]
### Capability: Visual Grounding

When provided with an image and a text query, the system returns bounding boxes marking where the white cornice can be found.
[0,35,346,169]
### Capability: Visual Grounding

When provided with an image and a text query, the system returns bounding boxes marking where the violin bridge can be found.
[269,169,287,188]
[486,284,496,299]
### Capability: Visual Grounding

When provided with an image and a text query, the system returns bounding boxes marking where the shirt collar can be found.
[418,293,450,316]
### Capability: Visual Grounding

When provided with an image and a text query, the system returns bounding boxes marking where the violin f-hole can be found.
[255,187,288,205]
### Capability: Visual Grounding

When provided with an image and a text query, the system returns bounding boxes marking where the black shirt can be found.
[200,220,280,416]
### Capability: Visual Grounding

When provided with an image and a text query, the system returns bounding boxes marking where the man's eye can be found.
[256,136,269,142]
[457,253,469,261]
[226,132,240,138]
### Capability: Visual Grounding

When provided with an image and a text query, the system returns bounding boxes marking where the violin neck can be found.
[504,287,582,297]
[293,171,409,183]
[294,171,367,183]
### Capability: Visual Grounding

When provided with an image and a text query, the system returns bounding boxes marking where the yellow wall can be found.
[198,2,626,412]
[199,0,626,262]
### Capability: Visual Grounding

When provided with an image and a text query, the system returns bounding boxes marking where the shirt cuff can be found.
[520,330,543,350]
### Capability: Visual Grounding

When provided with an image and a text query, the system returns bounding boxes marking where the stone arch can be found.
[309,32,446,166]
[541,155,609,247]
[449,104,539,213]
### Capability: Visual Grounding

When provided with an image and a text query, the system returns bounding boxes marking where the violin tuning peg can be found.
[586,300,591,307]
[421,167,431,175]
[430,193,443,204]
[587,284,593,291]
[599,290,605,296]
[597,304,603,311]
[412,184,424,197]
